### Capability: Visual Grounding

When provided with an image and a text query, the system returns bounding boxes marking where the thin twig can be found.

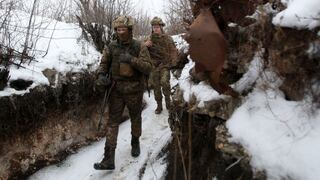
[41,20,58,58]
[225,157,244,172]
[174,131,188,180]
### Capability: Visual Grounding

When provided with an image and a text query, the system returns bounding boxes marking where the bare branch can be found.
[164,0,193,35]
[133,10,151,39]
[75,0,133,52]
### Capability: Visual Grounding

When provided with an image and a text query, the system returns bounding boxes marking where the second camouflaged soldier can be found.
[94,16,153,170]
[145,17,178,114]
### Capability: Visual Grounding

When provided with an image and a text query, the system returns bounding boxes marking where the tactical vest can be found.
[148,34,171,66]
[108,39,142,81]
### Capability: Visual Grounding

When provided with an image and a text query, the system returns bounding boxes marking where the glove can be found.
[119,52,133,64]
[94,74,111,93]
[96,74,111,86]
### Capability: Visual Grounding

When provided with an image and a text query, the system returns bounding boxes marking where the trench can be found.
[165,111,256,180]
[0,72,107,180]
[1,7,319,180]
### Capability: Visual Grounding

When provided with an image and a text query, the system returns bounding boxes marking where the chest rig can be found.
[109,39,141,80]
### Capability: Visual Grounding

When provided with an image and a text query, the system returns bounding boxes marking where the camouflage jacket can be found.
[147,34,178,68]
[97,39,153,93]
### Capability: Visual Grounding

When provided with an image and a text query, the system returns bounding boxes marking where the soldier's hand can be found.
[94,74,111,93]
[96,74,111,86]
[119,52,133,64]
[144,40,152,47]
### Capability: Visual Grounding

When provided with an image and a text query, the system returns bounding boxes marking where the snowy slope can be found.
[29,92,172,180]
[0,10,100,97]
[227,76,320,180]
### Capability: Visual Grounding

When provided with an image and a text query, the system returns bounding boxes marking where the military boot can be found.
[131,136,140,157]
[155,102,163,114]
[94,145,115,170]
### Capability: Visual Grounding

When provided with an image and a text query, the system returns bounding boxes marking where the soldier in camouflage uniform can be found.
[94,16,153,170]
[145,17,178,114]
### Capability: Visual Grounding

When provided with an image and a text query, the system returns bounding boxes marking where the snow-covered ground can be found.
[227,73,320,180]
[272,0,320,29]
[0,10,100,97]
[29,92,172,180]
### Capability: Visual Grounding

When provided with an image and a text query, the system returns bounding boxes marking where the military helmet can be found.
[113,16,135,29]
[151,16,165,26]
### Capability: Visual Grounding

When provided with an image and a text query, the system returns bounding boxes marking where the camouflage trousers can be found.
[150,68,171,108]
[105,87,143,151]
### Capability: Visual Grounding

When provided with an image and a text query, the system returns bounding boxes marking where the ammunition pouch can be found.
[119,63,134,77]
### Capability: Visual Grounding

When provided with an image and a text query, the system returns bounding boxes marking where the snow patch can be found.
[233,51,264,93]
[29,92,172,180]
[273,0,320,29]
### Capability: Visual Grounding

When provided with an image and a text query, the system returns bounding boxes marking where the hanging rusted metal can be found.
[184,0,269,97]
[186,8,238,96]
[186,8,226,73]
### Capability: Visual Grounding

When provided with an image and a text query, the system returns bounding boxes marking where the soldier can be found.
[145,17,178,114]
[94,16,153,170]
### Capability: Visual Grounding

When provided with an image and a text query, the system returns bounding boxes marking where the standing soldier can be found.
[145,17,178,114]
[94,16,153,170]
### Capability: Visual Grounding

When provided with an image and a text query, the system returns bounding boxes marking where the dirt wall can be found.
[0,72,107,180]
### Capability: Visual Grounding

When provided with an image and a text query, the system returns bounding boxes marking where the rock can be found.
[42,68,58,86]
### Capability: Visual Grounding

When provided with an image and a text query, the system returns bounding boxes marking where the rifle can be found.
[97,79,115,131]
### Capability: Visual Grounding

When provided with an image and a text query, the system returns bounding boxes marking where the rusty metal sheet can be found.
[186,8,226,73]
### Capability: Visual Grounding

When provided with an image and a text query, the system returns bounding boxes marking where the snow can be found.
[227,71,320,180]
[176,59,222,104]
[171,34,188,53]
[0,10,100,97]
[273,0,320,29]
[172,34,320,179]
[233,50,264,93]
[29,92,172,180]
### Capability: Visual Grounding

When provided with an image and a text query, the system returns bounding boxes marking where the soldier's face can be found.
[117,27,129,35]
[152,25,162,34]
[117,27,129,41]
